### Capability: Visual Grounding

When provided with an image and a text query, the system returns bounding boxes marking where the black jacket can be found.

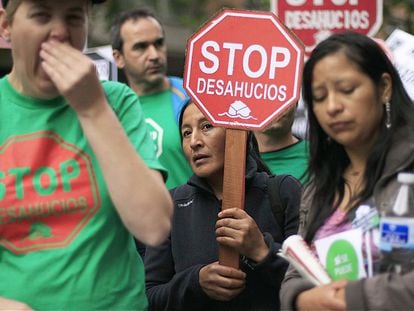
[145,158,301,310]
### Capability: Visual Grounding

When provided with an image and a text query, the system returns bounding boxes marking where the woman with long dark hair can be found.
[281,31,414,311]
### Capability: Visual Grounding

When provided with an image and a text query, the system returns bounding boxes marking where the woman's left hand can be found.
[216,208,269,262]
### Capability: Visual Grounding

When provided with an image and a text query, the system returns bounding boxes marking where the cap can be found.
[2,0,106,8]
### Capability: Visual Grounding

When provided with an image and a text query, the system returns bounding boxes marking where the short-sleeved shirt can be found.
[261,139,309,184]
[0,76,165,310]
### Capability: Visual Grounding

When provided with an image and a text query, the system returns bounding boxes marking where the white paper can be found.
[386,29,414,101]
[279,235,331,286]
[315,228,366,280]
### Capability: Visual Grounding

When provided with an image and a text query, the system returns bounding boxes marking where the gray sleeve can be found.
[346,269,414,311]
[279,186,316,310]
[280,263,315,311]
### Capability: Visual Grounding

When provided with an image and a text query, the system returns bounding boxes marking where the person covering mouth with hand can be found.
[0,1,172,310]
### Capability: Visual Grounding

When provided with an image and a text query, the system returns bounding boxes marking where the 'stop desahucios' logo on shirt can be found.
[0,131,100,254]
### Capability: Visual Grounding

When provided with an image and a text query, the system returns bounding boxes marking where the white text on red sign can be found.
[281,0,373,32]
[286,0,359,5]
[196,40,290,101]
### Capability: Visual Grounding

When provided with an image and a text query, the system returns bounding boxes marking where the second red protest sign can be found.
[273,0,383,57]
[184,9,304,131]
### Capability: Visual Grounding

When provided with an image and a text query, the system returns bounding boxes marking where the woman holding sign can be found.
[144,100,301,310]
[280,32,414,311]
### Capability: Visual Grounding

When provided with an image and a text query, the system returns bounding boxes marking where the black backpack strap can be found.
[266,174,289,238]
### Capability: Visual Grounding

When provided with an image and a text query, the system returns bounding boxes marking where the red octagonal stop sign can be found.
[184,9,305,130]
[273,0,383,57]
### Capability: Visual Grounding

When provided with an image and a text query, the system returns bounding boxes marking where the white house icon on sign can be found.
[218,100,257,120]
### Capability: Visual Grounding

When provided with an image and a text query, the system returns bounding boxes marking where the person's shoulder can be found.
[168,76,188,98]
[101,80,138,104]
[270,174,302,200]
[168,76,190,124]
[169,183,197,207]
[101,80,132,94]
[168,76,184,84]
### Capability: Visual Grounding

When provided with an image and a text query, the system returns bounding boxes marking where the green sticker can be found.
[326,239,359,280]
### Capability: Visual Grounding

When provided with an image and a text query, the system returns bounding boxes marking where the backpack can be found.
[266,174,290,238]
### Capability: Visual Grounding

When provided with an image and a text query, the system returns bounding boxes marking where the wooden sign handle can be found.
[218,128,247,268]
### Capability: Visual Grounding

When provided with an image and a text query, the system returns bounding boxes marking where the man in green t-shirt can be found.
[0,0,172,309]
[111,8,192,190]
[254,103,309,184]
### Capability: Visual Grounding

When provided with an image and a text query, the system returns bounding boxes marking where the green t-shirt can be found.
[261,139,309,184]
[139,89,192,189]
[0,77,165,310]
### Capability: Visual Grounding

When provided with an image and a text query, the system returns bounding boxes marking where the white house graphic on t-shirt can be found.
[145,118,163,158]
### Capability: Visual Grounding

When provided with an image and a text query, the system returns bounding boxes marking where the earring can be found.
[385,101,391,129]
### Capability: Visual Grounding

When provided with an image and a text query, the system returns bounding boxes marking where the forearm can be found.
[77,102,172,245]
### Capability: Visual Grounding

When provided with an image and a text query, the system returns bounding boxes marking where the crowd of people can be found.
[0,0,413,310]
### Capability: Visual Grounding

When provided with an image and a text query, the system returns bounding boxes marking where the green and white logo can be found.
[326,239,359,280]
[315,228,366,281]
[145,118,163,158]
